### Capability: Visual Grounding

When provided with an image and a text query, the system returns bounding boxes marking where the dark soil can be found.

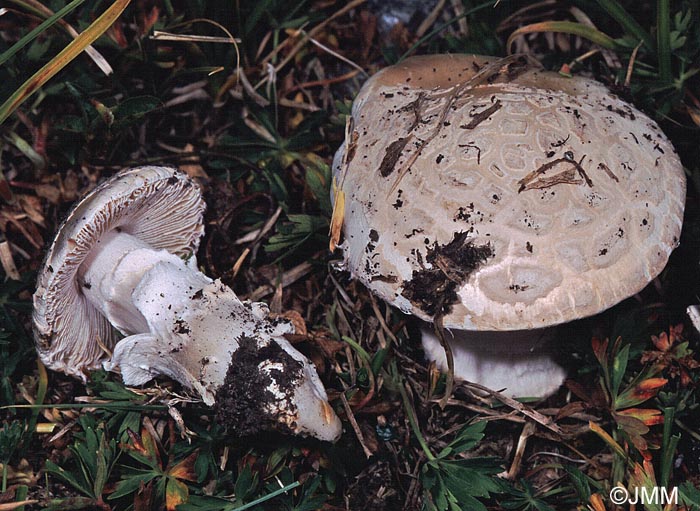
[402,231,493,316]
[215,336,303,437]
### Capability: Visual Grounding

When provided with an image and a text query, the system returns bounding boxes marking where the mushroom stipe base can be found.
[332,54,685,399]
[421,325,566,399]
[33,166,342,441]
[215,336,304,437]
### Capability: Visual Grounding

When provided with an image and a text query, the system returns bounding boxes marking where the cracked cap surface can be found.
[333,54,686,330]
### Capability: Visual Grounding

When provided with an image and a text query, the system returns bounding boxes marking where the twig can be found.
[341,392,373,459]
[527,451,587,464]
[0,240,20,280]
[254,0,368,90]
[504,421,536,479]
[675,418,700,442]
[625,40,644,88]
[443,398,526,424]
[450,0,469,36]
[328,269,356,311]
[277,97,320,111]
[369,294,398,346]
[284,69,361,95]
[247,262,314,301]
[232,206,281,277]
[459,381,565,437]
[416,0,446,38]
[302,31,366,76]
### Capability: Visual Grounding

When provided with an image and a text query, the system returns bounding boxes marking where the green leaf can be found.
[501,480,557,511]
[423,455,502,511]
[5,131,45,169]
[243,0,276,36]
[265,446,291,478]
[109,471,159,500]
[233,465,259,504]
[679,482,700,510]
[431,475,449,511]
[303,156,332,215]
[44,460,93,497]
[96,380,144,401]
[0,420,24,464]
[178,481,302,511]
[165,477,189,511]
[564,465,593,502]
[448,421,486,454]
[443,460,502,497]
[611,343,630,398]
[436,447,453,459]
[657,0,672,83]
[53,115,87,133]
[265,214,328,253]
[92,432,112,496]
[442,473,489,511]
[292,476,328,511]
[111,96,162,128]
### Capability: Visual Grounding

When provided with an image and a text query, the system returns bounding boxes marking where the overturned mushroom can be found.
[33,166,341,441]
[332,54,685,398]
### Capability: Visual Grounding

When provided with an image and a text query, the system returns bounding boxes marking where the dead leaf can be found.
[140,5,160,36]
[34,184,61,204]
[555,400,588,420]
[278,310,307,336]
[17,195,45,225]
[179,144,209,181]
[165,478,189,511]
[168,451,200,482]
[134,480,154,511]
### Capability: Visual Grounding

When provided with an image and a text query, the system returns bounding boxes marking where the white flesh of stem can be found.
[78,230,341,440]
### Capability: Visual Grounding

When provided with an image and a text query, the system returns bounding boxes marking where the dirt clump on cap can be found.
[402,231,493,317]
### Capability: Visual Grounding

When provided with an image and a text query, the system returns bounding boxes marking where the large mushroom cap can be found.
[33,166,206,378]
[334,54,686,330]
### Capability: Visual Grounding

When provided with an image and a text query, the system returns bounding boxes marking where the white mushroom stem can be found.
[421,325,566,399]
[78,230,341,441]
[688,305,700,335]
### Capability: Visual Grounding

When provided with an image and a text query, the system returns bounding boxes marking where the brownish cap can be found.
[33,166,206,379]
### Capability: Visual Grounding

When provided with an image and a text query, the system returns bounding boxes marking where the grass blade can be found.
[0,0,132,125]
[229,481,300,511]
[7,0,112,75]
[399,0,493,62]
[0,0,86,66]
[595,0,655,50]
[660,407,680,487]
[507,21,620,53]
[656,0,672,84]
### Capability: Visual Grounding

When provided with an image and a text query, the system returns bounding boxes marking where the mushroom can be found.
[332,54,686,398]
[33,166,342,441]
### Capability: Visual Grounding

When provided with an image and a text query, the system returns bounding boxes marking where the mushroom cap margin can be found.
[32,166,206,379]
[333,54,686,330]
